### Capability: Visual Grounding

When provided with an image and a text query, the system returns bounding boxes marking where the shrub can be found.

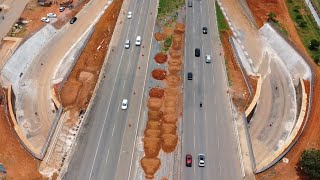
[299,149,320,178]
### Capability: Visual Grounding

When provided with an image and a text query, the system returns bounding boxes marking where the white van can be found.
[135,36,142,46]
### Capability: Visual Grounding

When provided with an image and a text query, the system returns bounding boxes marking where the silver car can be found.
[205,55,211,63]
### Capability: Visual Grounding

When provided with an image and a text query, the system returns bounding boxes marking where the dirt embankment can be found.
[246,0,320,179]
[141,23,185,179]
[58,0,123,111]
[220,30,250,112]
[0,89,43,180]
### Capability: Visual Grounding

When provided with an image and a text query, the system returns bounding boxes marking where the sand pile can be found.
[152,69,166,80]
[149,88,164,98]
[154,53,168,64]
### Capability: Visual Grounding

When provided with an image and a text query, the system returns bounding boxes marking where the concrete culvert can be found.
[141,157,161,179]
[144,137,162,158]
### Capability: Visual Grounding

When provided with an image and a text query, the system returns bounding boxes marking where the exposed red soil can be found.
[0,89,43,180]
[59,0,123,110]
[149,88,165,98]
[151,69,167,80]
[220,30,250,111]
[141,157,161,179]
[154,53,168,64]
[154,32,166,41]
[246,0,320,179]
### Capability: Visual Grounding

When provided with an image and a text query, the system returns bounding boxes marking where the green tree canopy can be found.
[299,149,320,178]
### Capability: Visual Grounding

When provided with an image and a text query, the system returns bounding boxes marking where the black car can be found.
[188,1,192,7]
[70,17,77,24]
[195,48,200,57]
[187,72,193,80]
[203,27,207,34]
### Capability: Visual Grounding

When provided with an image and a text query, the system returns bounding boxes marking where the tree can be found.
[299,149,320,178]
[268,12,278,23]
[309,39,320,51]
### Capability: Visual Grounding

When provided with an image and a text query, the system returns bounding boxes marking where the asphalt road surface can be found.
[181,0,242,179]
[63,0,155,179]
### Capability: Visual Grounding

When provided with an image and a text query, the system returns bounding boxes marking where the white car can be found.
[41,17,50,23]
[59,7,65,12]
[47,13,57,18]
[127,11,132,19]
[125,40,130,49]
[205,55,211,63]
[198,154,205,167]
[121,99,128,110]
[135,36,142,46]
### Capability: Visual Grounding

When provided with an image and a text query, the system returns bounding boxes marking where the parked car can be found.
[186,154,192,167]
[187,72,193,80]
[125,40,130,49]
[121,99,128,110]
[47,13,57,18]
[203,27,207,34]
[59,7,65,12]
[195,48,200,57]
[135,36,142,46]
[205,55,211,63]
[41,17,50,23]
[198,154,205,167]
[70,17,77,24]
[127,11,132,19]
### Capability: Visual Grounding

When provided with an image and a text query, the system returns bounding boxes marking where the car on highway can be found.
[186,154,192,167]
[195,48,200,57]
[47,13,57,18]
[135,36,142,46]
[121,99,128,110]
[188,1,192,7]
[125,40,130,49]
[187,72,193,80]
[127,11,132,19]
[41,17,50,23]
[70,17,77,24]
[205,55,211,63]
[198,154,205,167]
[59,7,65,12]
[203,27,207,34]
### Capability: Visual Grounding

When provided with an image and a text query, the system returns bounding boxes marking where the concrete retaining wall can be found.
[245,74,262,117]
[255,78,307,172]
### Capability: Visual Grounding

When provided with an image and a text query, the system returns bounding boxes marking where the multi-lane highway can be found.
[63,0,156,179]
[182,0,242,179]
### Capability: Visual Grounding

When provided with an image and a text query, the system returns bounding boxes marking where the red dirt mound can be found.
[163,114,178,124]
[144,129,161,138]
[148,110,163,121]
[146,121,162,130]
[161,123,177,135]
[154,32,166,41]
[144,137,162,158]
[161,134,178,153]
[169,49,182,58]
[174,23,185,34]
[147,98,162,111]
[141,157,161,179]
[152,69,166,80]
[168,58,182,66]
[149,88,165,98]
[154,53,168,64]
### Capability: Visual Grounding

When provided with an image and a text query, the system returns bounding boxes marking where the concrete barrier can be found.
[6,84,41,159]
[51,87,61,108]
[255,78,307,172]
[245,74,262,117]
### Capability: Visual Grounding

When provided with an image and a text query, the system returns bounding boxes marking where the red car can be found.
[186,154,192,167]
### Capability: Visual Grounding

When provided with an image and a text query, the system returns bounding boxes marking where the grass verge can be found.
[158,0,184,19]
[286,0,320,64]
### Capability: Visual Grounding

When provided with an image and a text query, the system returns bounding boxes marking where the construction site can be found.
[0,0,319,179]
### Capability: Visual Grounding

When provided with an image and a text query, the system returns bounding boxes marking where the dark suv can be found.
[70,17,77,24]
[203,27,207,34]
[187,72,193,80]
[195,48,200,57]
